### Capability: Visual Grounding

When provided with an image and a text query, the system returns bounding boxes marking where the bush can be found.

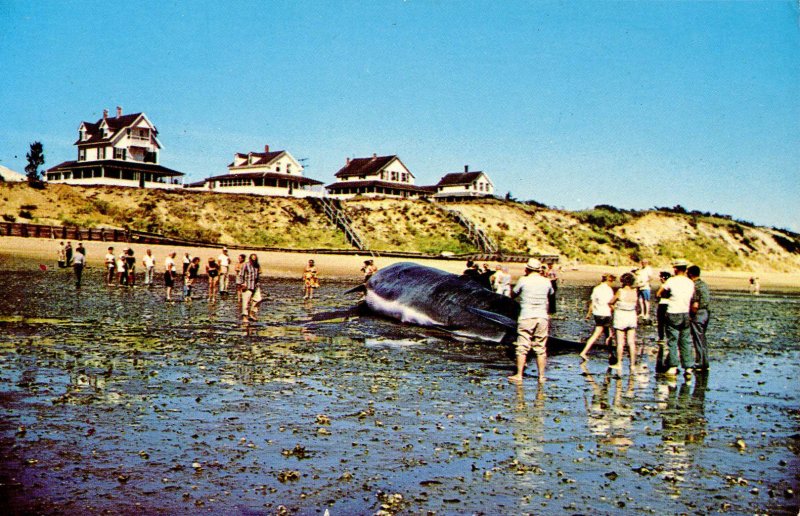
[2,214,16,222]
[18,209,33,219]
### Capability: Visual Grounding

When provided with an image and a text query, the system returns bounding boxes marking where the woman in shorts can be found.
[609,272,638,371]
[206,257,220,302]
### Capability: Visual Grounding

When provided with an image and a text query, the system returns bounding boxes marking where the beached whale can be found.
[355,262,581,350]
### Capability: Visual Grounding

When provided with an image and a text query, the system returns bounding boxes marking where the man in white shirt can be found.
[72,249,86,289]
[508,258,553,384]
[142,249,155,286]
[104,246,116,286]
[579,273,616,360]
[656,259,696,377]
[217,247,231,295]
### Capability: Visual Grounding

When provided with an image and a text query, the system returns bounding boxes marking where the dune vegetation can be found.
[1,182,798,272]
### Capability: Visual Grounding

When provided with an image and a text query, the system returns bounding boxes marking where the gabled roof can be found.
[334,155,403,179]
[75,113,157,145]
[229,150,285,168]
[436,171,488,187]
[207,171,322,185]
[325,180,429,194]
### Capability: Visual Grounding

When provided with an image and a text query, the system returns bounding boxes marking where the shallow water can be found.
[0,260,798,515]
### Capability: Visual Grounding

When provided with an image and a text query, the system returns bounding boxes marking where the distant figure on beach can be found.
[609,272,638,371]
[508,258,553,384]
[303,259,319,300]
[361,259,378,283]
[479,263,495,289]
[234,253,246,303]
[164,252,177,301]
[688,265,711,371]
[184,256,200,300]
[579,273,616,361]
[57,242,66,268]
[491,265,512,296]
[217,247,231,295]
[142,249,155,286]
[64,241,73,266]
[546,263,559,314]
[71,246,85,288]
[240,254,262,322]
[117,249,128,286]
[104,246,116,286]
[656,271,671,343]
[749,277,760,295]
[124,248,136,286]
[182,252,191,277]
[634,259,653,321]
[206,257,220,302]
[461,260,481,284]
[656,259,696,378]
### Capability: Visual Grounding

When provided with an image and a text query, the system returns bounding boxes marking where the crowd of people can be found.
[57,241,717,383]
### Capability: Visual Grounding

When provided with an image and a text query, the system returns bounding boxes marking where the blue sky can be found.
[1,1,798,231]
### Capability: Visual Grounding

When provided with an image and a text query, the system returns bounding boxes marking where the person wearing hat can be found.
[688,265,711,371]
[579,272,617,361]
[656,259,696,377]
[508,257,553,384]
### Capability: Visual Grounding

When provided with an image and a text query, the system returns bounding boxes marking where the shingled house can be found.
[325,154,429,199]
[45,107,184,189]
[193,145,323,197]
[432,166,495,201]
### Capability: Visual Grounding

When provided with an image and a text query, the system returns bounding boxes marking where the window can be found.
[99,147,106,159]
[276,166,281,172]
[114,148,126,160]
[286,164,292,175]
[401,173,407,183]
[78,149,85,161]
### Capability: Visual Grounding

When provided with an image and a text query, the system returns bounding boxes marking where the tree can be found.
[25,141,45,187]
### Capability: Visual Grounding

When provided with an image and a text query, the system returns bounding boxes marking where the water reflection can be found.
[581,363,635,447]
[658,373,708,474]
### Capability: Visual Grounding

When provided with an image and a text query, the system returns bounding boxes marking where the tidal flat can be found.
[0,260,798,515]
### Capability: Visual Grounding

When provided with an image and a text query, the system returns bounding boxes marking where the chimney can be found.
[103,109,108,119]
[346,157,351,166]
[116,106,122,118]
[372,153,377,159]
[464,165,469,173]
[264,144,270,153]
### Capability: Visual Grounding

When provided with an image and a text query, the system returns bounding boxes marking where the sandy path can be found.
[2,236,798,291]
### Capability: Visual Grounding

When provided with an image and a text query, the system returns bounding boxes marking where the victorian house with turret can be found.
[46,107,184,188]
[190,145,323,197]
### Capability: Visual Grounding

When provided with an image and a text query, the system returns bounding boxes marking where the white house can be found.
[432,166,495,200]
[45,107,184,189]
[325,154,429,199]
[193,145,323,197]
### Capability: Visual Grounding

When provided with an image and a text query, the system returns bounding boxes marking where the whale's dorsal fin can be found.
[467,307,517,330]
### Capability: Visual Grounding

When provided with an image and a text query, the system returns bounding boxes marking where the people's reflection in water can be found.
[658,373,708,474]
[581,363,640,447]
[660,373,708,443]
[510,382,547,489]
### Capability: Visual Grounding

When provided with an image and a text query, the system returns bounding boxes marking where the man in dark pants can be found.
[72,248,85,288]
[688,265,711,371]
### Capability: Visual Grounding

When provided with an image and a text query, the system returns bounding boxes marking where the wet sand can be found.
[0,256,798,514]
[3,236,799,291]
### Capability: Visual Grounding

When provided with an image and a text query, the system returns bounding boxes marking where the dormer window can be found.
[79,129,85,141]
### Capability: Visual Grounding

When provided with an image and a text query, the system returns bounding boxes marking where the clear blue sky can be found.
[2,1,798,231]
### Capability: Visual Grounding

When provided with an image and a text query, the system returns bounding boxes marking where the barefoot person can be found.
[303,259,319,300]
[217,247,231,296]
[609,272,638,371]
[234,253,246,303]
[688,265,711,371]
[206,257,220,302]
[104,246,116,286]
[164,252,177,301]
[142,249,155,286]
[240,254,262,322]
[579,273,616,361]
[508,258,553,384]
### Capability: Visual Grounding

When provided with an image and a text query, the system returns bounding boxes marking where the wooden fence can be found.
[0,221,557,263]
